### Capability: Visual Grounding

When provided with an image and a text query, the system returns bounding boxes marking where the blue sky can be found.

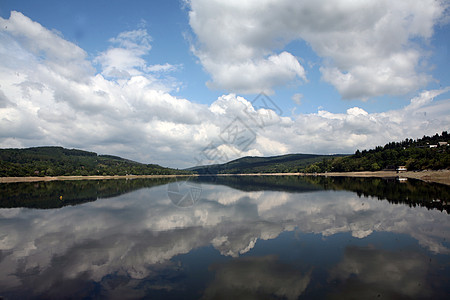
[0,0,449,167]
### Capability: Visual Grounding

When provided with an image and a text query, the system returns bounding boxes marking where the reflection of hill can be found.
[194,175,449,213]
[303,176,450,213]
[0,178,173,209]
[194,175,323,193]
[1,175,448,212]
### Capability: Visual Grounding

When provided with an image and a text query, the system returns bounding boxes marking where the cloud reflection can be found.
[202,255,310,300]
[328,246,431,299]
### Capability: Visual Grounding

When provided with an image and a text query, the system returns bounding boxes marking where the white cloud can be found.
[188,0,308,94]
[95,29,151,78]
[187,0,446,99]
[0,89,15,108]
[94,28,179,89]
[146,63,179,73]
[0,11,94,82]
[109,28,152,51]
[292,93,303,106]
[199,51,306,94]
[0,11,449,168]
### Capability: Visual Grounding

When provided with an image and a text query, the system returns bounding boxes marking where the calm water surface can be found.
[0,176,449,299]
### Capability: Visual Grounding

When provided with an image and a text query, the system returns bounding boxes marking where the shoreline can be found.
[0,174,192,183]
[314,170,450,186]
[0,170,449,185]
[209,170,450,186]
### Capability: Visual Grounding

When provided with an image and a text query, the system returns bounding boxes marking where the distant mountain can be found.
[0,146,191,177]
[188,153,347,174]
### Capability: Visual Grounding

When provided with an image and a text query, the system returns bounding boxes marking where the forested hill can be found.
[0,146,191,177]
[189,132,449,174]
[304,131,450,172]
[188,153,346,174]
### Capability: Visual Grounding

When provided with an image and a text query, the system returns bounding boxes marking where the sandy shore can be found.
[1,170,449,185]
[207,170,450,186]
[313,170,450,186]
[0,174,192,183]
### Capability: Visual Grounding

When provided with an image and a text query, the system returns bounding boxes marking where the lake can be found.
[0,176,449,299]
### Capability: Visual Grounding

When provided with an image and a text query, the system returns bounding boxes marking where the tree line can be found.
[304,131,449,173]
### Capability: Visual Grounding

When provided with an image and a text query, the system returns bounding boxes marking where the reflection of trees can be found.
[0,178,174,208]
[195,175,450,214]
[194,175,323,193]
[1,175,448,212]
[303,176,450,213]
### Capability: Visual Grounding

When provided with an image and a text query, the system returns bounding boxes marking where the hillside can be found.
[2,132,448,178]
[304,131,450,173]
[189,132,449,175]
[0,146,191,177]
[188,153,346,174]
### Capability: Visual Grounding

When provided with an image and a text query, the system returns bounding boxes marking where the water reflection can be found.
[0,176,449,298]
[203,256,311,300]
[328,246,431,299]
[302,176,450,213]
[194,175,450,213]
[0,178,173,208]
[2,175,448,212]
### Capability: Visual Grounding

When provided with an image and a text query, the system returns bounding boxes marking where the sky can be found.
[0,0,449,168]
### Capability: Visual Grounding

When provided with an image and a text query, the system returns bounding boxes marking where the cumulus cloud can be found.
[0,89,15,108]
[0,11,94,82]
[188,0,446,99]
[292,93,303,106]
[0,11,449,168]
[94,28,179,90]
[95,29,151,78]
[270,87,450,155]
[199,51,307,94]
